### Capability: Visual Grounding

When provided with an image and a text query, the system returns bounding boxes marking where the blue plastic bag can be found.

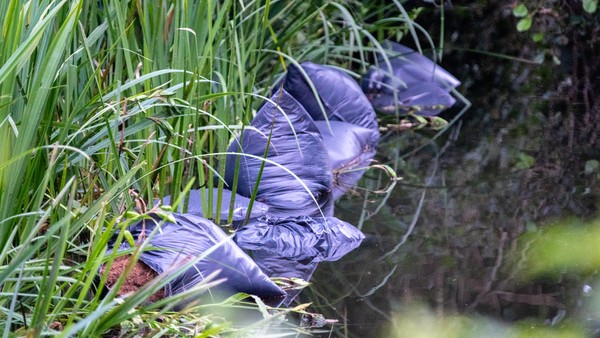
[284,62,379,134]
[314,121,378,199]
[233,215,364,306]
[111,213,285,299]
[362,41,461,115]
[224,89,333,217]
[282,62,380,198]
[234,215,364,262]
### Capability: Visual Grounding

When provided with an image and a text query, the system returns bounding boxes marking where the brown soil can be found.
[102,255,165,302]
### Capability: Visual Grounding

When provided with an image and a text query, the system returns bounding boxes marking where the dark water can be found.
[288,2,600,336]
[294,112,597,337]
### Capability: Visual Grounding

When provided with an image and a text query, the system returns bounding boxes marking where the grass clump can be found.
[0,0,442,336]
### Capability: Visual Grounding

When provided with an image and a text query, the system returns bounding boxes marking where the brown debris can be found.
[102,255,165,302]
[49,321,63,331]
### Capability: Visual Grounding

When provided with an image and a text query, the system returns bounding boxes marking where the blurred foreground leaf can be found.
[519,219,600,277]
[387,304,584,338]
[583,0,598,13]
[517,16,533,32]
[513,3,529,17]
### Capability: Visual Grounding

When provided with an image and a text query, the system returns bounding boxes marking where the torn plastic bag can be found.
[110,213,285,299]
[158,188,269,223]
[314,121,378,200]
[224,89,333,217]
[283,62,379,135]
[233,215,365,262]
[362,40,461,115]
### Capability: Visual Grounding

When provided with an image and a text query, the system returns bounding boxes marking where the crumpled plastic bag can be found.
[284,61,379,134]
[233,215,364,306]
[315,121,378,199]
[233,215,365,262]
[110,213,285,299]
[362,40,461,115]
[224,88,333,217]
[158,188,269,222]
[282,62,380,198]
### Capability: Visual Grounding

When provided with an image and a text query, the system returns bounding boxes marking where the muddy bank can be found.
[102,256,164,302]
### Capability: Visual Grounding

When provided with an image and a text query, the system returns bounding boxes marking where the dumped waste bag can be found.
[282,62,380,198]
[224,89,333,217]
[233,215,365,262]
[110,213,285,299]
[362,40,461,116]
[284,62,380,135]
[234,215,364,306]
[159,188,269,222]
[314,121,378,199]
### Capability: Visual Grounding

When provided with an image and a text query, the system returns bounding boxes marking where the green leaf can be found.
[428,116,449,130]
[515,152,535,170]
[583,0,598,13]
[154,210,176,224]
[159,205,173,211]
[124,211,141,219]
[532,32,544,42]
[412,114,428,128]
[123,230,136,248]
[513,3,529,17]
[552,54,562,65]
[517,16,533,32]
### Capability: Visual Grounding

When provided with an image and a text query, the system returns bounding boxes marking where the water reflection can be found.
[288,122,597,337]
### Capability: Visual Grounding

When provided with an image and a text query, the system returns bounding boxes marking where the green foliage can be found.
[519,219,600,277]
[583,0,598,13]
[517,15,533,32]
[0,0,429,335]
[387,304,584,338]
[512,2,534,32]
[511,1,600,45]
[514,152,536,170]
[513,3,529,17]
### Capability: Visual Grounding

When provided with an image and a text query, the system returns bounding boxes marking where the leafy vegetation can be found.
[0,0,436,335]
[8,0,596,337]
